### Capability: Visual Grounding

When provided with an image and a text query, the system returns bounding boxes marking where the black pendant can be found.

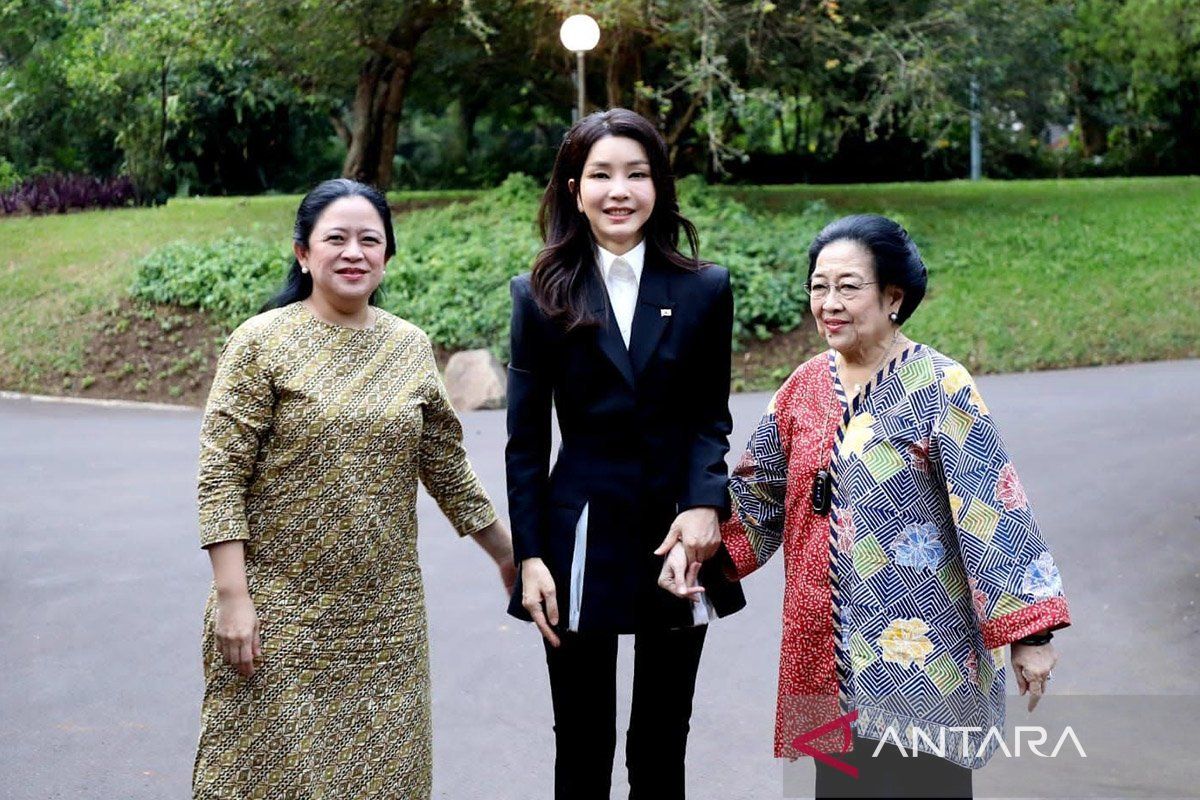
[812,469,832,516]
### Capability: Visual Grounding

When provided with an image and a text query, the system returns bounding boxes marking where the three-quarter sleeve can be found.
[931,364,1071,649]
[197,325,275,548]
[721,374,798,579]
[416,336,497,538]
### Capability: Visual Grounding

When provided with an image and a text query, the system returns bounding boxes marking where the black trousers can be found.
[542,625,707,800]
[814,732,973,799]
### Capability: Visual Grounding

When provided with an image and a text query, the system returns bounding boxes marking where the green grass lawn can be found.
[0,191,475,392]
[727,177,1200,373]
[1,177,1197,396]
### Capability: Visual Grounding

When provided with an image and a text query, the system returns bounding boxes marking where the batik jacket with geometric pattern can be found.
[721,344,1070,768]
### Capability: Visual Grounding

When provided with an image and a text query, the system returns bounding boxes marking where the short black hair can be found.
[807,214,927,324]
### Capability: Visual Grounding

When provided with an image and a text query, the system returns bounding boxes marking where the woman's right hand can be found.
[214,590,262,678]
[520,558,561,648]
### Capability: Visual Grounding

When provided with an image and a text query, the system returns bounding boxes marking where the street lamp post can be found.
[969,76,982,181]
[559,14,600,121]
[575,50,586,121]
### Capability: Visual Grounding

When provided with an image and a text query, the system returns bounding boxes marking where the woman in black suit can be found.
[505,108,744,800]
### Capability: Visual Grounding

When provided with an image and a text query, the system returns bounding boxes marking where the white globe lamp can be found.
[559,15,600,120]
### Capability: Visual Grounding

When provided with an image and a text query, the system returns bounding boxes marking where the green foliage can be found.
[4,0,1197,194]
[129,175,828,356]
[390,104,566,190]
[728,177,1200,375]
[60,0,208,198]
[129,236,289,322]
[1062,0,1200,174]
[0,0,351,197]
[676,176,827,341]
[382,174,542,356]
[6,179,1198,398]
[0,158,20,192]
[169,61,346,195]
[0,0,121,177]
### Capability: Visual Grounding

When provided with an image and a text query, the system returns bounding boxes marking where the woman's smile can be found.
[822,317,848,334]
[335,266,369,281]
[603,205,637,222]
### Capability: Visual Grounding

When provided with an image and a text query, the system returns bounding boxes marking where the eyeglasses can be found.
[804,281,878,301]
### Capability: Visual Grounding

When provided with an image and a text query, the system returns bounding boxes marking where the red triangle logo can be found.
[790,710,859,778]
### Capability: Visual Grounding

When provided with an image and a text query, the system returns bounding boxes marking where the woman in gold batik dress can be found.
[192,179,516,800]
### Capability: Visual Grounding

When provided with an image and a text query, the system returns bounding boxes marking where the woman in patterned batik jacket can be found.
[192,179,516,800]
[710,215,1070,799]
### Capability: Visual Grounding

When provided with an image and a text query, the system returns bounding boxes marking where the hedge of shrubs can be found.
[0,172,136,216]
[131,174,828,356]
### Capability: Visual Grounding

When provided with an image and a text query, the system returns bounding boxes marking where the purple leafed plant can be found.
[0,173,137,216]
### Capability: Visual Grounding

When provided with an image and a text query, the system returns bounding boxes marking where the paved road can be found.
[1,360,1198,799]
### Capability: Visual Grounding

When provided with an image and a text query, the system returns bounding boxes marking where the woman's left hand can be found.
[1010,641,1059,711]
[654,507,721,562]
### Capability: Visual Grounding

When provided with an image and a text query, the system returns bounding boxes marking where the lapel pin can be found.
[660,308,672,317]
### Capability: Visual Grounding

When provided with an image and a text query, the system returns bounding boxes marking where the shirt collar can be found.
[596,239,646,285]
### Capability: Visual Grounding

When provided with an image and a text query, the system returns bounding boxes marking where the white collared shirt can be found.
[595,240,645,348]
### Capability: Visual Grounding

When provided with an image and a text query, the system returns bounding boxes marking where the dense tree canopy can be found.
[1,0,1195,196]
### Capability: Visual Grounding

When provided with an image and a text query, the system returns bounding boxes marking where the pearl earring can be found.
[300,266,308,274]
[888,311,899,323]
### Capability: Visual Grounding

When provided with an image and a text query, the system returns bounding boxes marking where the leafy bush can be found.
[130,174,827,356]
[129,236,290,324]
[0,159,20,193]
[677,176,827,340]
[0,173,136,216]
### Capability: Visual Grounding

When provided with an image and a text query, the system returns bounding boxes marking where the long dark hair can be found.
[532,108,702,329]
[261,178,396,312]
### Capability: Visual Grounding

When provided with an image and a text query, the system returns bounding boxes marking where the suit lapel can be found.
[585,265,636,388]
[629,258,674,378]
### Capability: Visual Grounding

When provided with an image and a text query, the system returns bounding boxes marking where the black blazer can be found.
[505,255,746,632]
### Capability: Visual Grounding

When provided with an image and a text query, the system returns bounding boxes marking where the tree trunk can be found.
[606,31,652,115]
[329,108,352,148]
[632,50,651,118]
[792,95,805,153]
[1076,106,1108,158]
[606,30,624,109]
[461,96,482,154]
[454,94,482,162]
[159,60,169,176]
[340,2,446,188]
[342,57,385,184]
[1067,61,1108,158]
[374,57,415,188]
[665,94,703,167]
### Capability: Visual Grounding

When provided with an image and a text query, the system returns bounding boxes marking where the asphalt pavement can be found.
[1,359,1198,799]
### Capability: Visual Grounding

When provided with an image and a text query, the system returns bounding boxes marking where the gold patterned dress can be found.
[193,302,496,800]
